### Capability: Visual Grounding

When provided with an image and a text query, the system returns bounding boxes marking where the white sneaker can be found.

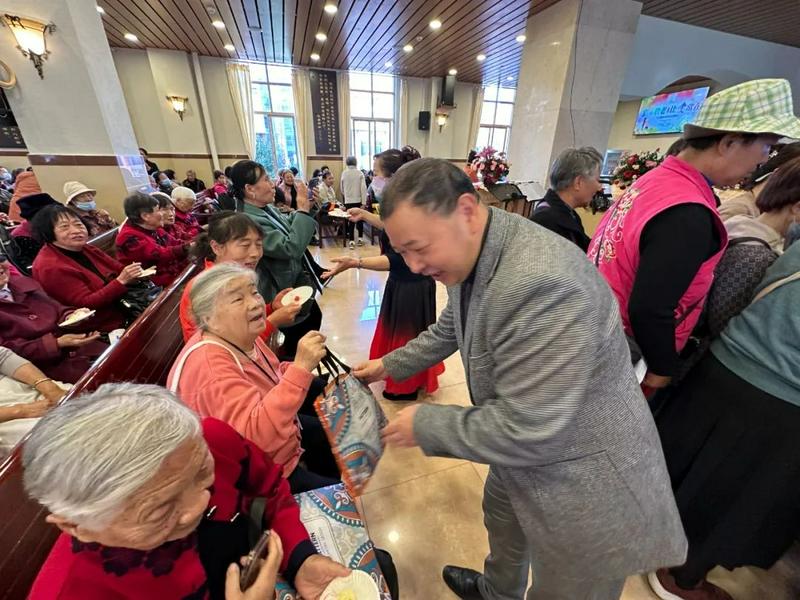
[357,239,364,247]
[349,241,355,249]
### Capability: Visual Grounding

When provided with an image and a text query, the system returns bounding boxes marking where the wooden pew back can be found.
[0,263,198,600]
[87,226,119,259]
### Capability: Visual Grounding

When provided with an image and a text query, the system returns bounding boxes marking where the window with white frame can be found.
[349,71,395,171]
[476,85,515,152]
[250,64,301,176]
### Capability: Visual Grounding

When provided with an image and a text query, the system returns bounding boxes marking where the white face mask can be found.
[75,200,97,211]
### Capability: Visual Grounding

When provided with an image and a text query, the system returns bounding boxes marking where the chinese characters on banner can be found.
[309,69,341,155]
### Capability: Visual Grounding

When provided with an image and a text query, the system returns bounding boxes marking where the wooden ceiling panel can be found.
[98,0,800,86]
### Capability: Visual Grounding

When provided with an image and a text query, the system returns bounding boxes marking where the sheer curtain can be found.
[337,71,350,159]
[291,68,311,176]
[226,62,255,159]
[468,84,485,152]
[398,77,409,147]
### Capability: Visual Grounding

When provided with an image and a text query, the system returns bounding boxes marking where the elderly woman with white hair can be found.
[168,263,341,494]
[171,186,204,241]
[23,382,350,599]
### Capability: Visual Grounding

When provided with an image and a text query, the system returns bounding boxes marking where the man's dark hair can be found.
[381,158,478,219]
[290,167,299,176]
[139,147,148,155]
[124,192,158,223]
[345,156,357,167]
[684,132,760,151]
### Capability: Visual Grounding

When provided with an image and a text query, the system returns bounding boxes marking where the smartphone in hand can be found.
[239,530,271,591]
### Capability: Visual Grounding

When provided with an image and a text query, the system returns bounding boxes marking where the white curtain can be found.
[337,71,350,159]
[291,68,311,177]
[398,77,409,147]
[226,62,255,159]
[468,84,485,152]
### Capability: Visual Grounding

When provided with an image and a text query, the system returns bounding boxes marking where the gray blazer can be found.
[383,208,687,579]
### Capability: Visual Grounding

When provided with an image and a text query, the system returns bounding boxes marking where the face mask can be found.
[161,179,171,187]
[75,200,96,211]
[371,176,387,199]
[0,172,11,183]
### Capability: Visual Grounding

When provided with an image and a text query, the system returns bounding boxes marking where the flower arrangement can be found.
[471,146,510,186]
[611,149,663,189]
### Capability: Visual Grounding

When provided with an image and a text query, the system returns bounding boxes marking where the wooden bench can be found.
[87,226,119,259]
[0,263,199,600]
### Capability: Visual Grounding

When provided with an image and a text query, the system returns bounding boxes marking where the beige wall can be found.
[606,99,681,155]
[0,154,31,170]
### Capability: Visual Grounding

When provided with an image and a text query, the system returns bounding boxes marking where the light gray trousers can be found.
[477,468,626,600]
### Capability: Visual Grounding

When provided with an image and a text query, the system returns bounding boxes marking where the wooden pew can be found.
[0,263,199,600]
[87,226,119,259]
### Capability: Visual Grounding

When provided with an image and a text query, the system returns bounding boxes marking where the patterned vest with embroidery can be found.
[587,156,728,353]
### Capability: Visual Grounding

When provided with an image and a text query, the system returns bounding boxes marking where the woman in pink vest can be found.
[589,79,800,394]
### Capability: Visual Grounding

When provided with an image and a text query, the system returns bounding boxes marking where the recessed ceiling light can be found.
[516,34,526,42]
[476,54,486,61]
[448,68,457,75]
[429,19,442,30]
[212,20,225,29]
[403,44,413,53]
[324,3,338,14]
[310,53,320,61]
[124,33,139,42]
[385,61,393,68]
[96,5,105,14]
[315,32,327,42]
[224,44,235,51]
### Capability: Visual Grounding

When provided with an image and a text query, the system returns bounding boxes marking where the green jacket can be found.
[242,202,317,300]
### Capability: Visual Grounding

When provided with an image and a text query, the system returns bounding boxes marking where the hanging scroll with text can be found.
[309,69,341,155]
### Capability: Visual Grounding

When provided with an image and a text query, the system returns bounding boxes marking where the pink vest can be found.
[588,156,728,353]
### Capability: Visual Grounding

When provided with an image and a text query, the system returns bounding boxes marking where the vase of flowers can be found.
[611,149,663,191]
[472,146,510,187]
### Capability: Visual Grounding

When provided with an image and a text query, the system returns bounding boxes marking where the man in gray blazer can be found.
[354,158,687,599]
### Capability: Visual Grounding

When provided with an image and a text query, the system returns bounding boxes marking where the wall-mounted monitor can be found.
[634,87,710,135]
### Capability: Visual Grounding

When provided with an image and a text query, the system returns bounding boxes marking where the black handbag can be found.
[118,279,162,325]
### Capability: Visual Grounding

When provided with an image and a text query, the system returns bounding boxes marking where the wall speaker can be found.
[418,110,430,131]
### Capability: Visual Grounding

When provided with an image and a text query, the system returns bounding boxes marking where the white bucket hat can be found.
[63,180,96,204]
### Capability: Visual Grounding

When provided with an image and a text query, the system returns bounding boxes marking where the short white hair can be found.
[171,186,196,203]
[23,383,201,529]
[189,262,258,331]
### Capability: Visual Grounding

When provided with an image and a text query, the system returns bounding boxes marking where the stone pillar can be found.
[507,0,641,187]
[0,0,149,221]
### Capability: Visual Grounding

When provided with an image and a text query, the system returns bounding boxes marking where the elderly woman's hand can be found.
[267,303,302,328]
[56,332,102,348]
[224,531,283,599]
[295,331,327,372]
[116,263,143,285]
[295,555,350,600]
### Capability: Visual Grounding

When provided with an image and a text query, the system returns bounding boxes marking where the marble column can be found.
[0,0,149,220]
[507,0,641,187]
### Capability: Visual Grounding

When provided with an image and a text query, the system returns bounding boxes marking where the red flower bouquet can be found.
[471,146,510,186]
[611,149,663,189]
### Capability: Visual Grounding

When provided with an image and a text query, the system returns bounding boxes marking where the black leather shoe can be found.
[442,565,484,599]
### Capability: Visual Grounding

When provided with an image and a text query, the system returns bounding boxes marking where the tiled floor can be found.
[311,242,800,600]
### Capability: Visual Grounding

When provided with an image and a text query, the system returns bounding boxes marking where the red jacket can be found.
[116,221,188,287]
[32,244,128,332]
[174,209,203,240]
[0,273,107,383]
[29,418,316,600]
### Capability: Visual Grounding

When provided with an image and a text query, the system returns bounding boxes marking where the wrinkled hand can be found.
[352,359,387,384]
[117,262,143,285]
[37,381,67,404]
[294,555,350,600]
[272,288,294,311]
[643,372,671,389]
[296,186,313,213]
[347,207,367,222]
[382,404,421,448]
[321,256,358,280]
[56,332,101,348]
[295,331,327,372]
[224,532,283,600]
[20,398,56,419]
[296,180,309,199]
[268,303,302,328]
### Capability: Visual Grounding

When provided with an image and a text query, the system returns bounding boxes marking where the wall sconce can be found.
[2,14,56,79]
[166,95,188,120]
[435,111,449,132]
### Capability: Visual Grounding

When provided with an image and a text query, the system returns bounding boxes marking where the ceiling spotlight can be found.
[310,52,320,61]
[212,20,225,29]
[476,54,486,61]
[448,68,457,75]
[224,44,235,51]
[96,5,105,14]
[124,33,139,42]
[516,34,526,42]
[385,61,393,68]
[324,3,338,14]
[315,32,327,42]
[429,19,442,30]
[403,44,413,53]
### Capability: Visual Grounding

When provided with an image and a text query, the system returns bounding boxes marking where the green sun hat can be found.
[683,78,800,140]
